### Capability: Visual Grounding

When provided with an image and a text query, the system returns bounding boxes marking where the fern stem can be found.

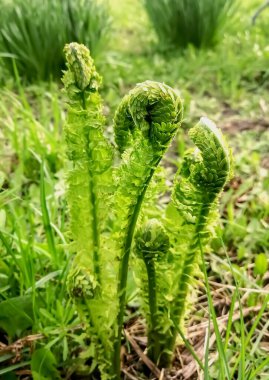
[111,81,182,377]
[81,90,101,285]
[87,149,101,285]
[112,166,157,378]
[160,204,210,368]
[144,258,161,363]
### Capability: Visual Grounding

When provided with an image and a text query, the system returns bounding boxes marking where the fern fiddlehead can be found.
[135,219,170,364]
[112,81,183,377]
[62,44,231,376]
[160,117,232,367]
[62,42,113,301]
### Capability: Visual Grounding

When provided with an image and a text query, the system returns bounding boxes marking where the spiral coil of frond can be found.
[112,81,183,377]
[159,117,232,368]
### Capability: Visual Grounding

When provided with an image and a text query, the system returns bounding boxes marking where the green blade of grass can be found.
[40,161,58,266]
[219,237,246,380]
[176,325,205,371]
[199,238,231,380]
[203,318,211,380]
[249,356,269,380]
[224,289,237,351]
[230,293,269,378]
[0,361,31,375]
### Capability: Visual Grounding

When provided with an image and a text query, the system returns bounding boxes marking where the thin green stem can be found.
[159,204,210,368]
[88,165,101,285]
[82,90,101,285]
[144,258,161,363]
[200,239,231,380]
[40,162,58,266]
[176,325,204,371]
[112,166,157,378]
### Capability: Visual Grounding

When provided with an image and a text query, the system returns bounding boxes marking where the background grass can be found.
[0,0,269,378]
[144,0,237,50]
[0,0,110,81]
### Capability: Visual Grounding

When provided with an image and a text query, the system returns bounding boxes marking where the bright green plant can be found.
[0,0,110,82]
[167,117,232,366]
[134,118,232,368]
[134,219,170,364]
[111,79,182,377]
[63,43,232,378]
[144,0,237,50]
[63,42,182,378]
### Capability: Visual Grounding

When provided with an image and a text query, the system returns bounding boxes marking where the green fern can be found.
[63,43,113,290]
[62,43,232,377]
[63,43,115,377]
[111,81,183,377]
[62,43,183,378]
[135,219,170,364]
[163,117,232,367]
[133,117,232,369]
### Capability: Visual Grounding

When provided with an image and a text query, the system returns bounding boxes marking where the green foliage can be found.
[134,220,170,363]
[143,0,237,50]
[133,118,232,368]
[0,295,33,337]
[166,118,231,365]
[111,79,182,376]
[1,1,269,376]
[62,42,234,376]
[62,43,183,378]
[63,43,115,377]
[31,348,60,380]
[254,253,268,276]
[0,0,110,82]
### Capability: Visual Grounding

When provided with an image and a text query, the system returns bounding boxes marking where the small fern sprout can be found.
[135,219,170,261]
[63,44,115,378]
[112,81,183,377]
[62,45,233,376]
[161,117,232,368]
[63,43,113,291]
[68,261,99,301]
[135,219,170,364]
[114,81,182,154]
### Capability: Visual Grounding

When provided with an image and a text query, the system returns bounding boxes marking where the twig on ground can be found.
[124,329,161,378]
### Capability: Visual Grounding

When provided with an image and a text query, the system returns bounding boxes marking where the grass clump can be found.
[0,0,110,82]
[144,0,237,50]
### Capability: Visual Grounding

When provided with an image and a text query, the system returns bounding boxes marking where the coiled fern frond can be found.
[62,43,233,377]
[114,81,182,153]
[158,117,232,368]
[63,43,113,292]
[62,44,116,377]
[135,219,171,364]
[111,81,183,377]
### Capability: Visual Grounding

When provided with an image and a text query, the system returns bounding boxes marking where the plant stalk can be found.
[144,257,161,364]
[112,165,159,378]
[82,91,101,286]
[159,204,210,368]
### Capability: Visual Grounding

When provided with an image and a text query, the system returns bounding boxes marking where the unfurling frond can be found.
[114,81,182,154]
[159,117,232,368]
[135,219,170,261]
[112,81,183,377]
[63,42,101,96]
[62,43,233,377]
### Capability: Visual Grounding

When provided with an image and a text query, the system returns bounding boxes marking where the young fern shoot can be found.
[162,117,232,367]
[62,45,118,378]
[63,43,113,295]
[62,42,232,377]
[62,44,183,378]
[111,82,183,377]
[134,118,232,370]
[135,219,170,364]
